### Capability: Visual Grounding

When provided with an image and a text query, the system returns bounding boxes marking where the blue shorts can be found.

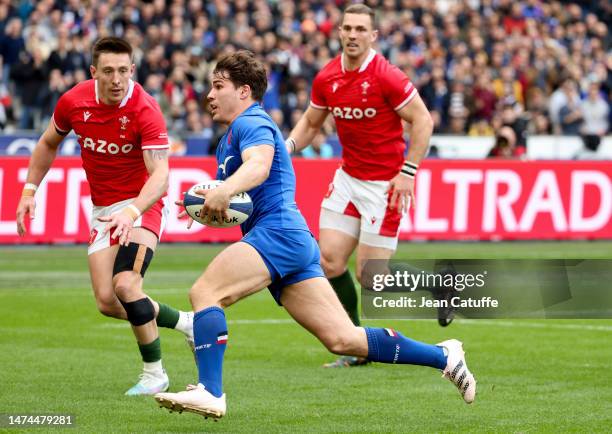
[242,227,324,305]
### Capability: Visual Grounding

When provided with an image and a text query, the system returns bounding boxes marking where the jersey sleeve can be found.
[52,92,72,135]
[310,71,328,110]
[233,116,275,152]
[380,62,418,111]
[139,100,170,150]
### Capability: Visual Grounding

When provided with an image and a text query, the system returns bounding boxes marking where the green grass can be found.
[1,242,612,433]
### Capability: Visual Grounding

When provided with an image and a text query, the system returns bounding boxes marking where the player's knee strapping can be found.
[113,242,154,277]
[120,297,155,326]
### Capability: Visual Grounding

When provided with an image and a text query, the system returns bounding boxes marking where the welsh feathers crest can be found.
[119,115,130,130]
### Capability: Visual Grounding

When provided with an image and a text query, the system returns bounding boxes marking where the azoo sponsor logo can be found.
[329,106,376,119]
[81,136,134,154]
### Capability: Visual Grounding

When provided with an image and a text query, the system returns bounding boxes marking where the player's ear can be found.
[130,63,136,76]
[240,84,251,100]
[89,65,96,79]
[371,29,378,43]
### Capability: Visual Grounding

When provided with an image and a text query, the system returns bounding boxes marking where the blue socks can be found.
[192,310,445,396]
[364,327,447,369]
[194,306,228,398]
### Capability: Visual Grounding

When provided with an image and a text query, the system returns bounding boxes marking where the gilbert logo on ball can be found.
[183,180,253,228]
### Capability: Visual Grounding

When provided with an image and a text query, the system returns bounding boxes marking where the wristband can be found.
[123,204,141,221]
[400,161,418,179]
[286,137,296,153]
[22,183,38,197]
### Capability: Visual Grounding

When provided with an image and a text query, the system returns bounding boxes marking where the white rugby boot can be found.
[155,384,226,420]
[125,369,169,396]
[437,339,476,404]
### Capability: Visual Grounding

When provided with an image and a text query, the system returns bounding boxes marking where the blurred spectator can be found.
[47,27,87,75]
[40,69,67,126]
[493,66,524,106]
[549,79,573,134]
[558,80,583,135]
[580,81,610,152]
[163,66,196,130]
[0,17,25,86]
[10,46,48,130]
[499,98,529,148]
[487,126,525,159]
[447,81,471,134]
[468,119,495,137]
[472,72,497,122]
[529,112,552,135]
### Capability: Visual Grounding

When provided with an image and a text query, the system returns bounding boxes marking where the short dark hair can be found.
[92,36,132,67]
[343,4,376,28]
[213,50,267,101]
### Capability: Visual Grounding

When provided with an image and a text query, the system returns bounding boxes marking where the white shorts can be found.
[319,168,403,250]
[88,198,168,255]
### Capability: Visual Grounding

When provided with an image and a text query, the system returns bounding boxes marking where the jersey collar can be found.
[341,48,376,74]
[94,79,135,107]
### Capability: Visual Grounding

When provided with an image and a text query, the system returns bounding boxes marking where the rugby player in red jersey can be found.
[16,37,192,395]
[287,4,446,367]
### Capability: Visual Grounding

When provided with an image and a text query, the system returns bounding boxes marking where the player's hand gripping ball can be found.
[183,180,253,227]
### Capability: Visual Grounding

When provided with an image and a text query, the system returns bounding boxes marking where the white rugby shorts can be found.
[319,168,404,250]
[88,198,168,255]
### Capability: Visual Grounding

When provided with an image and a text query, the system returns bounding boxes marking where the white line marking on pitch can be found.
[99,318,295,328]
[458,319,612,332]
[98,318,612,331]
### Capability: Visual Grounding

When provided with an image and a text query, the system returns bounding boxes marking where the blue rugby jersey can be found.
[215,103,310,234]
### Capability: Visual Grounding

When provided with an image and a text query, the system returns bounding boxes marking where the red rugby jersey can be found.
[53,79,169,206]
[311,50,418,181]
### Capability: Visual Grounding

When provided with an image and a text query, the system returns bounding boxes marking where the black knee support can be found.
[120,297,155,326]
[113,242,154,277]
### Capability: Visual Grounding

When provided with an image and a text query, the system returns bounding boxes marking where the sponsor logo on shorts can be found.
[88,229,98,246]
[325,183,334,199]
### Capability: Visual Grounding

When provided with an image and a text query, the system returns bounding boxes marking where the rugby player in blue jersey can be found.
[154,51,476,420]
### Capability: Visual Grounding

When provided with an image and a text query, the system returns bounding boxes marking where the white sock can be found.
[175,311,193,336]
[143,360,163,375]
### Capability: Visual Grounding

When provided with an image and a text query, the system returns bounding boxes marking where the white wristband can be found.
[125,204,141,220]
[400,161,418,179]
[286,137,296,153]
[22,183,38,197]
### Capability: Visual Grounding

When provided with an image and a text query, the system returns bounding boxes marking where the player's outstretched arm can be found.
[16,121,65,236]
[198,145,274,222]
[388,94,434,212]
[98,149,169,245]
[286,106,329,154]
[135,149,170,213]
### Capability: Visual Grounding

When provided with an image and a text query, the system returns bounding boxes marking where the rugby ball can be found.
[183,180,253,228]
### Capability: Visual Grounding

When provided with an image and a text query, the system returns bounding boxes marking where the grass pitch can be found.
[1,242,611,433]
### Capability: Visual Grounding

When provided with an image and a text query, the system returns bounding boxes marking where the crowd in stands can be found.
[0,0,610,156]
